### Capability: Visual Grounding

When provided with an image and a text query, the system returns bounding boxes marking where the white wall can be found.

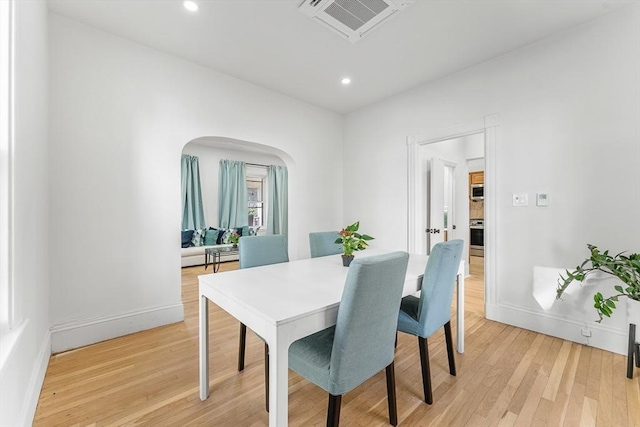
[467,158,485,172]
[0,1,51,425]
[48,14,344,353]
[344,6,640,354]
[182,142,284,229]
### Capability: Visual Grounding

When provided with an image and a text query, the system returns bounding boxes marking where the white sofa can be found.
[181,244,239,268]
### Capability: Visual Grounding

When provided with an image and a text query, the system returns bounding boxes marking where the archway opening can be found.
[178,136,294,302]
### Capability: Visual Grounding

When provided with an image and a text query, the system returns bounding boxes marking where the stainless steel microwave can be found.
[471,184,484,201]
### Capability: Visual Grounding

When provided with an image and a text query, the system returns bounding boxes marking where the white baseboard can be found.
[19,329,50,427]
[486,302,628,355]
[51,303,184,353]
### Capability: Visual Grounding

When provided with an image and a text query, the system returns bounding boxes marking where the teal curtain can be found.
[218,160,248,228]
[267,165,288,235]
[181,155,206,230]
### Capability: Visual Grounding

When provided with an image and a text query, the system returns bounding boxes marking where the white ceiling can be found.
[47,0,635,114]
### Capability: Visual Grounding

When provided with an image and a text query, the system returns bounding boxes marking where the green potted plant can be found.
[335,221,374,266]
[229,231,240,247]
[556,244,640,323]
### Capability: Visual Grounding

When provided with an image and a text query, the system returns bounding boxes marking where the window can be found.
[247,178,264,227]
[0,0,13,329]
[0,0,19,378]
[246,164,269,230]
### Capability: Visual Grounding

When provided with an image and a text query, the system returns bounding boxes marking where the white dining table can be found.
[199,249,465,427]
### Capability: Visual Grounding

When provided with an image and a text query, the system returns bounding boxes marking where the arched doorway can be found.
[178,136,294,301]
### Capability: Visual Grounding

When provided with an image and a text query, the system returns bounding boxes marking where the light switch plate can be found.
[536,193,549,206]
[512,193,528,207]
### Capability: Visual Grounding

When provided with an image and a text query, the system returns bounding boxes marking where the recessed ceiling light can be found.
[183,0,199,12]
[341,77,351,85]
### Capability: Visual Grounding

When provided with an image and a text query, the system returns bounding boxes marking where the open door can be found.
[427,158,445,253]
[427,158,456,254]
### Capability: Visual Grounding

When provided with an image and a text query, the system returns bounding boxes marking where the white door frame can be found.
[407,114,498,311]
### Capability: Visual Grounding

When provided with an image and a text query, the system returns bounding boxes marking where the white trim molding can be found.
[487,302,628,355]
[0,318,25,381]
[0,321,51,427]
[50,303,185,353]
[19,329,50,426]
[0,0,15,329]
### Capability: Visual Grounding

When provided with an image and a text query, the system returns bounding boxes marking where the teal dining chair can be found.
[396,239,463,405]
[289,251,410,427]
[237,234,289,411]
[309,231,342,258]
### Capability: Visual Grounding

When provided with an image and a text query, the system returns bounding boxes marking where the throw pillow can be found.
[191,228,206,247]
[216,228,225,245]
[220,229,234,244]
[241,226,260,236]
[204,229,218,246]
[181,230,194,248]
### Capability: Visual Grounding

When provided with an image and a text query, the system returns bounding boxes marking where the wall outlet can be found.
[581,328,592,337]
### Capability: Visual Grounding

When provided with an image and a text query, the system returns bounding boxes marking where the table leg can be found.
[456,269,465,353]
[268,333,290,427]
[199,294,209,400]
[214,253,220,273]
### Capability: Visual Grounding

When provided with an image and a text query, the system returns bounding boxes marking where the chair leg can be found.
[264,343,269,412]
[238,323,247,371]
[444,321,457,376]
[385,362,398,426]
[418,336,433,404]
[327,394,342,427]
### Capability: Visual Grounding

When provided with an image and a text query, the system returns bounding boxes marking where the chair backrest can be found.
[417,239,464,337]
[327,251,409,396]
[309,231,342,258]
[239,235,289,269]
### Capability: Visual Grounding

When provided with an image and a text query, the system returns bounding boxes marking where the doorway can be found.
[422,135,485,316]
[179,136,293,308]
[407,114,498,318]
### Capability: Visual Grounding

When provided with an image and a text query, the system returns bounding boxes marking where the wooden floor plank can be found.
[581,396,599,427]
[541,340,572,401]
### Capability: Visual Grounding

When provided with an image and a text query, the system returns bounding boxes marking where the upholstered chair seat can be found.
[396,239,463,405]
[289,251,410,427]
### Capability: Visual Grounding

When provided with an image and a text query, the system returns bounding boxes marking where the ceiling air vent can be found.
[299,0,414,43]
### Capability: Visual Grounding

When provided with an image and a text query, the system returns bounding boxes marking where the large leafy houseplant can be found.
[335,221,374,258]
[556,244,640,322]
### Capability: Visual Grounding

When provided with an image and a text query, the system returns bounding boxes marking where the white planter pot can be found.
[627,298,640,343]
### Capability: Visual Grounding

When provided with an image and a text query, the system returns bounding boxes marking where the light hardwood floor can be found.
[466,255,485,316]
[34,259,639,426]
